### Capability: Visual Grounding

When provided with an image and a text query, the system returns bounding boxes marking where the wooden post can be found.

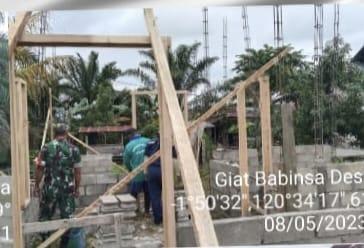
[158,80,176,247]
[237,87,250,216]
[259,75,272,202]
[22,82,30,203]
[49,88,53,140]
[131,91,137,129]
[281,102,298,210]
[16,80,26,207]
[9,43,25,248]
[8,12,32,247]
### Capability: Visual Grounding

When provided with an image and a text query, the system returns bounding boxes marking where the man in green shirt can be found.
[123,132,150,214]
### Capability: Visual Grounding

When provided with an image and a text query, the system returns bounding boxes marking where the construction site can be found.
[1,3,364,248]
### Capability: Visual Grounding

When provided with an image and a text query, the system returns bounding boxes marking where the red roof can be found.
[79,125,134,134]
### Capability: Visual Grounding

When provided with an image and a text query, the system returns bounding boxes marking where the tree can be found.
[0,37,10,166]
[124,42,218,91]
[58,51,121,104]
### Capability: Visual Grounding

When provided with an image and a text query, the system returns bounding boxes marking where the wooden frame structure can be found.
[131,89,189,129]
[8,9,290,248]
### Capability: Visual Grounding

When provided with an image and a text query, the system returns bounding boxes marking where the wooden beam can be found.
[131,91,137,129]
[144,9,218,246]
[159,76,176,246]
[8,12,31,53]
[16,79,27,208]
[133,90,188,95]
[22,82,31,204]
[259,75,273,202]
[67,133,100,155]
[189,47,291,131]
[37,151,160,248]
[237,88,250,216]
[8,12,31,247]
[49,88,53,140]
[41,108,51,148]
[18,34,171,48]
[23,213,126,234]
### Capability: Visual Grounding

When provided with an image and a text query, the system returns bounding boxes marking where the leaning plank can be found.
[189,47,291,131]
[24,213,125,234]
[133,90,188,95]
[67,133,100,155]
[159,79,176,246]
[41,108,51,148]
[144,9,218,247]
[37,151,160,248]
[18,34,171,48]
[131,91,137,129]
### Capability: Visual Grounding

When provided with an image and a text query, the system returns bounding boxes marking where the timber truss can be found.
[9,10,290,248]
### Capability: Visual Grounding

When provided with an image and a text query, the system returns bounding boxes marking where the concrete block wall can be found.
[177,208,364,246]
[77,154,119,208]
[210,146,364,215]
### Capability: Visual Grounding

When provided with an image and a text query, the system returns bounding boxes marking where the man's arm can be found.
[34,149,46,197]
[73,146,82,197]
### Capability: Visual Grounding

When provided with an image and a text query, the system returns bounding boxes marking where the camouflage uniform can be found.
[38,139,81,221]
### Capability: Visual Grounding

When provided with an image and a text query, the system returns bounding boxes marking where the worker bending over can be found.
[123,131,151,214]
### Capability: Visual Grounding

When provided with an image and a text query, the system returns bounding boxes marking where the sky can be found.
[2,4,364,90]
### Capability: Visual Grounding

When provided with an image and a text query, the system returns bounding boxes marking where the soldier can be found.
[34,123,82,246]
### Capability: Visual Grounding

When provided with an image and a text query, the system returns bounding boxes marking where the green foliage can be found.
[140,118,159,138]
[0,36,10,166]
[124,42,218,91]
[59,51,121,104]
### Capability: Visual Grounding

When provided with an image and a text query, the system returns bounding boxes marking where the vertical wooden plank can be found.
[9,53,24,248]
[237,87,250,216]
[8,12,31,247]
[49,88,53,140]
[158,80,176,247]
[259,75,272,202]
[22,82,30,202]
[16,79,25,207]
[131,91,137,129]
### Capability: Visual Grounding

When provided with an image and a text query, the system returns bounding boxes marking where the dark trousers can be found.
[130,180,150,213]
[147,165,163,224]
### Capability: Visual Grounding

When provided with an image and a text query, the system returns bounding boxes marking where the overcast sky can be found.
[3,4,364,90]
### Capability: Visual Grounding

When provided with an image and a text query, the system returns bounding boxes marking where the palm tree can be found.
[124,42,218,91]
[58,51,121,104]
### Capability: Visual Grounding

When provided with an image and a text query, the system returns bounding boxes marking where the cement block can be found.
[177,216,263,246]
[96,173,117,185]
[100,195,119,205]
[80,174,97,186]
[85,185,107,196]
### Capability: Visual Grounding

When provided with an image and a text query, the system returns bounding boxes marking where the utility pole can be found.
[223,17,227,81]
